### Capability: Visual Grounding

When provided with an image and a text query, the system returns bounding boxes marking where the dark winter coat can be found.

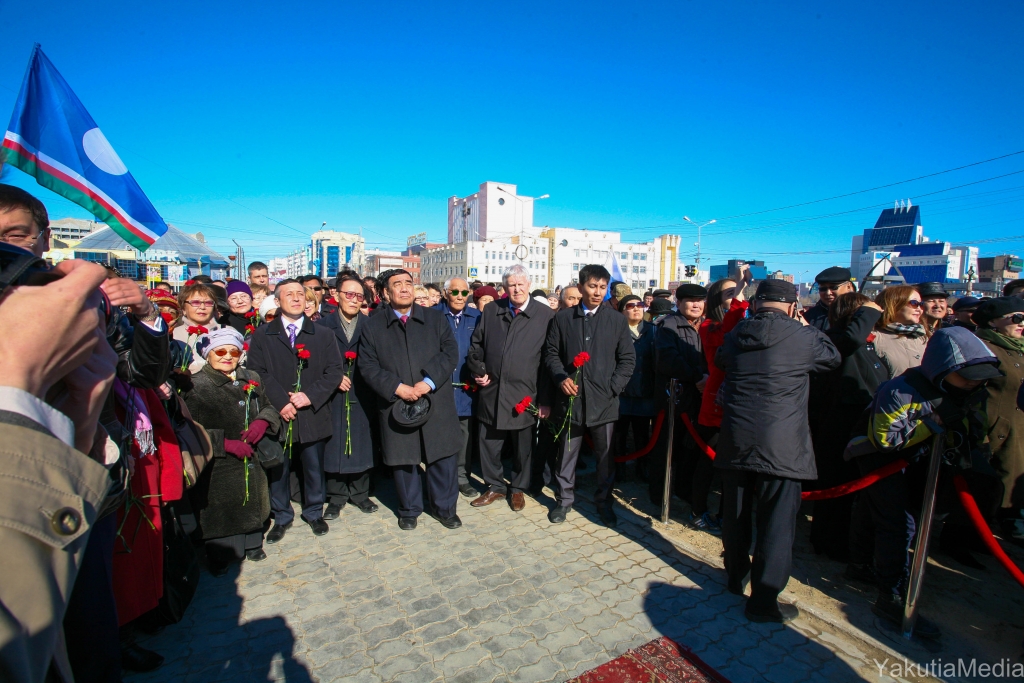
[714,309,841,480]
[357,304,462,466]
[467,298,555,430]
[544,303,635,427]
[318,312,375,474]
[620,321,658,417]
[183,365,281,539]
[979,335,1024,508]
[246,316,344,444]
[803,300,830,332]
[655,312,706,416]
[437,301,482,417]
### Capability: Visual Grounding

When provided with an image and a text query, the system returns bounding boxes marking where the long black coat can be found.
[246,316,344,444]
[183,365,282,539]
[467,298,555,430]
[357,304,462,466]
[318,313,375,474]
[544,303,636,427]
[620,322,658,417]
[655,312,706,416]
[714,310,840,480]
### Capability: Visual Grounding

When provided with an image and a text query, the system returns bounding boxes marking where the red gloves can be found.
[240,419,269,445]
[224,439,254,459]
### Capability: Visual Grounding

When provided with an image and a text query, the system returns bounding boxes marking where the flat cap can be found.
[951,296,981,312]
[755,279,798,303]
[652,289,672,298]
[917,281,947,298]
[814,266,852,284]
[675,283,708,299]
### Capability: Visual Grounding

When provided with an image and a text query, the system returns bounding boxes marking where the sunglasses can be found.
[818,284,845,292]
[310,286,325,292]
[341,291,365,301]
[449,290,470,297]
[1006,313,1024,324]
[623,302,644,310]
[906,300,923,308]
[212,348,242,358]
[186,300,215,308]
[265,313,277,321]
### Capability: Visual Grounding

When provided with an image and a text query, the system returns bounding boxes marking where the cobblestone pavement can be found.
[127,472,945,683]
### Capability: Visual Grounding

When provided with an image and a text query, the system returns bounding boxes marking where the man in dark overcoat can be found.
[358,269,463,530]
[467,264,554,512]
[318,273,379,518]
[544,264,635,526]
[247,278,344,543]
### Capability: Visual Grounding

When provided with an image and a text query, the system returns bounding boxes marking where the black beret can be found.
[754,279,798,303]
[971,296,1024,328]
[917,281,948,298]
[951,296,981,312]
[648,298,675,316]
[814,267,852,284]
[617,294,642,312]
[675,283,708,299]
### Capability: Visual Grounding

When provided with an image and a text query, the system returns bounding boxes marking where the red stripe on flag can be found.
[1,137,154,245]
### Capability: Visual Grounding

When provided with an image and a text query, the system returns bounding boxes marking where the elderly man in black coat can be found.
[318,273,379,518]
[714,279,840,624]
[544,265,635,526]
[247,278,344,543]
[358,269,463,530]
[466,264,555,512]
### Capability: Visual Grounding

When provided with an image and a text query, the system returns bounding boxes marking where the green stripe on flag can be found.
[0,145,154,251]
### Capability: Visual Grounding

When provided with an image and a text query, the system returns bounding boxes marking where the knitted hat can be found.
[473,285,498,301]
[197,327,245,358]
[226,280,253,298]
[617,294,643,312]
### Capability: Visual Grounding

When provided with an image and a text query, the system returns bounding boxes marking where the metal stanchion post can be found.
[902,434,945,638]
[660,379,677,524]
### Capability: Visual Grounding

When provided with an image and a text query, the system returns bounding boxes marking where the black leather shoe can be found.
[598,507,618,527]
[307,518,329,536]
[245,548,267,562]
[549,506,571,524]
[434,513,462,529]
[323,503,344,520]
[121,642,164,673]
[745,600,799,624]
[209,562,230,577]
[459,483,478,497]
[398,516,418,530]
[265,521,292,544]
[356,499,379,513]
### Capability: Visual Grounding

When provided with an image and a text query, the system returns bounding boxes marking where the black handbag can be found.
[256,436,284,470]
[148,503,201,625]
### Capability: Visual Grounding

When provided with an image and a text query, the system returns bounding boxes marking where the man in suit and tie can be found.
[358,270,463,530]
[247,279,344,543]
[544,265,635,527]
[467,264,555,511]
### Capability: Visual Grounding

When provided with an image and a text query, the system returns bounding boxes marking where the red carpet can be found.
[566,637,732,683]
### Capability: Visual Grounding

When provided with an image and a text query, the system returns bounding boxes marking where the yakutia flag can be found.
[0,45,167,250]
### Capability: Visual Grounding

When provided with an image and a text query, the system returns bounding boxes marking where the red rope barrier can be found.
[953,475,1024,590]
[615,410,666,463]
[681,414,716,459]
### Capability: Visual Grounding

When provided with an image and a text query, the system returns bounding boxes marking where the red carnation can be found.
[185,279,196,286]
[514,401,527,415]
[295,343,306,350]
[243,342,250,351]
[297,349,311,360]
[573,351,591,368]
[345,351,357,361]
[520,396,532,408]
[245,310,257,319]
[187,325,208,336]
[245,324,256,334]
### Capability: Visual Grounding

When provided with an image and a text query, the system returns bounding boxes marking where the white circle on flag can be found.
[82,128,128,175]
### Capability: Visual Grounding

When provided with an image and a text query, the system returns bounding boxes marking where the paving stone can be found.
[435,643,490,678]
[508,654,566,683]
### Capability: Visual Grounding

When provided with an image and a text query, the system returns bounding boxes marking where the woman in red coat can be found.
[693,269,750,532]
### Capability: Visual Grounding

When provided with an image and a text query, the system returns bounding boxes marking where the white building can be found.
[266,257,290,283]
[448,182,539,243]
[364,249,404,278]
[48,217,101,243]
[284,247,312,279]
[310,230,364,280]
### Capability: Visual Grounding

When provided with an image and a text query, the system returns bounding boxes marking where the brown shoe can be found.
[510,492,526,512]
[471,491,505,507]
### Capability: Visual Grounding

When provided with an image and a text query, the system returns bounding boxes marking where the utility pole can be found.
[231,239,245,280]
[683,216,716,282]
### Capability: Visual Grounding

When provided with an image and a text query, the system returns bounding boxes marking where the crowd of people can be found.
[2,180,1022,682]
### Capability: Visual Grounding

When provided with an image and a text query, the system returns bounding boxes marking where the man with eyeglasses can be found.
[247,279,344,543]
[437,277,481,497]
[804,267,855,332]
[0,183,51,256]
[467,265,555,512]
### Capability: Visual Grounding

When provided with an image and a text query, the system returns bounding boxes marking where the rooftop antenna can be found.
[906,198,912,210]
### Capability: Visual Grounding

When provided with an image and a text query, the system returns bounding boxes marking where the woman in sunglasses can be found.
[871,285,926,379]
[173,282,222,373]
[183,327,281,575]
[973,297,1024,542]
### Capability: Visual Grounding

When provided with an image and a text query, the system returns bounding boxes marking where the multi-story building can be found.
[709,259,768,282]
[310,230,364,281]
[364,249,404,278]
[285,247,312,279]
[768,270,795,283]
[978,254,1023,293]
[266,257,289,283]
[48,217,101,243]
[448,182,540,243]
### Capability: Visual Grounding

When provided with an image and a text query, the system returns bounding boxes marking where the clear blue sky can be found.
[2,0,1022,280]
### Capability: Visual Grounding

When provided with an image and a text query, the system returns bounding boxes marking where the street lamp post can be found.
[683,216,716,277]
[495,186,549,260]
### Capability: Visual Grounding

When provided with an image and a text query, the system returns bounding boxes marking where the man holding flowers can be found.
[544,265,635,526]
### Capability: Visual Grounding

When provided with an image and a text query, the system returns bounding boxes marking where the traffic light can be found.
[684,265,697,278]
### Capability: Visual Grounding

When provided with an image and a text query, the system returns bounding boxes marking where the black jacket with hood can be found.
[714,309,841,479]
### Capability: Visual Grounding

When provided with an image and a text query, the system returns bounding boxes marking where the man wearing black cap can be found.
[649,283,708,506]
[918,281,949,335]
[952,296,982,331]
[1003,279,1024,298]
[357,269,463,530]
[715,279,840,623]
[804,267,854,331]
